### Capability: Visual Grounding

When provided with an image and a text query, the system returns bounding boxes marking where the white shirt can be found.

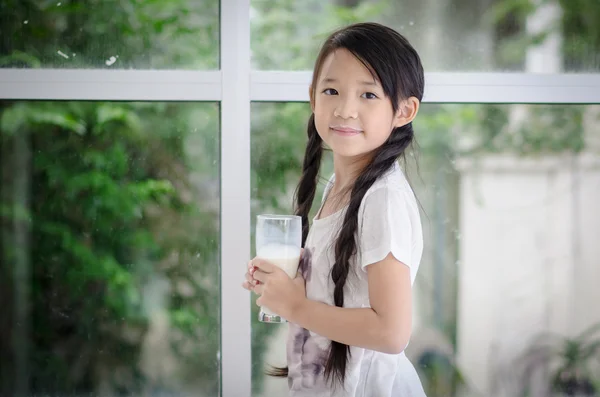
[286,161,427,397]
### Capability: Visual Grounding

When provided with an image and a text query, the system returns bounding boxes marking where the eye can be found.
[362,92,379,99]
[322,88,338,95]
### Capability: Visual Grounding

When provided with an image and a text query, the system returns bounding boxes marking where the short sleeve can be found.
[357,187,414,271]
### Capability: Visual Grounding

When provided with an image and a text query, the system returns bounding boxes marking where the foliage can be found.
[417,351,468,397]
[442,104,587,156]
[515,322,600,396]
[0,0,223,395]
[251,0,387,70]
[0,0,218,69]
[0,99,222,395]
[487,0,600,72]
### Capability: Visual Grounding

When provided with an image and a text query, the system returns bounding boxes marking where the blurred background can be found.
[0,0,599,396]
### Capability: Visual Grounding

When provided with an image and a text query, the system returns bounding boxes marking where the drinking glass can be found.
[255,214,302,323]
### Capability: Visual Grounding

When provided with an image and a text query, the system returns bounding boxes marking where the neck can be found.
[332,153,370,193]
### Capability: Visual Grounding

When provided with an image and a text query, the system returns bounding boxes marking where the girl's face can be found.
[310,48,407,160]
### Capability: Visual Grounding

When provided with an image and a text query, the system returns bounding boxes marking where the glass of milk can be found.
[255,214,302,323]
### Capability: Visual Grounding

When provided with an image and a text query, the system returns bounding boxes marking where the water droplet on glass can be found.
[57,2,62,5]
[409,21,414,26]
[23,20,29,24]
[57,50,69,59]
[105,56,117,66]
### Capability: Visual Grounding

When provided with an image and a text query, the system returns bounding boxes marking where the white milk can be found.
[257,243,301,317]
[257,243,301,278]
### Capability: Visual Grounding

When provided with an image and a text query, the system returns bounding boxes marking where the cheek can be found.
[314,97,331,115]
[365,110,395,140]
[314,114,329,141]
[313,106,330,130]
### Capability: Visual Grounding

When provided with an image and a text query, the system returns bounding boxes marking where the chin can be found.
[326,137,364,157]
[329,145,369,159]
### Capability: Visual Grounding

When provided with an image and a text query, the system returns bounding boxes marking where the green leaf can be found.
[0,50,42,68]
[95,104,142,136]
[1,104,29,135]
[30,111,87,135]
[486,0,535,24]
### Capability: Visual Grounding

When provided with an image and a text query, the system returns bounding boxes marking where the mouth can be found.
[330,126,363,136]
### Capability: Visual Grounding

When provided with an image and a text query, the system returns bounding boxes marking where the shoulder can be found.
[360,162,419,217]
[356,162,423,274]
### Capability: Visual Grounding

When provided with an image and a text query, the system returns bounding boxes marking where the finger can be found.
[248,260,254,271]
[245,271,257,285]
[241,281,254,291]
[247,271,261,287]
[252,269,268,283]
[252,257,276,273]
[254,283,264,295]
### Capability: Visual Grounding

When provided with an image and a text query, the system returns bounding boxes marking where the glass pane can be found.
[250,0,600,72]
[0,0,218,69]
[0,101,220,396]
[250,101,600,397]
[250,102,316,397]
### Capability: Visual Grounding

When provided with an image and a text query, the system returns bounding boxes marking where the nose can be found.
[334,95,358,119]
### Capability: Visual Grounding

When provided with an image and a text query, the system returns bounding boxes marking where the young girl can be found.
[242,22,427,397]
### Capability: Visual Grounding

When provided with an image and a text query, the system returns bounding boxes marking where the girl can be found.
[243,22,427,397]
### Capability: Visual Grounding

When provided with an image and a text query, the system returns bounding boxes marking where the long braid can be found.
[266,113,323,379]
[294,113,323,245]
[324,123,414,387]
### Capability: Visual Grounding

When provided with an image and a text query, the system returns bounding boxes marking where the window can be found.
[1,0,599,396]
[0,101,220,396]
[1,0,219,69]
[250,0,600,72]
[249,102,600,396]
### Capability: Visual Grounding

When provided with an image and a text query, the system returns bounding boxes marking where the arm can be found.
[288,252,412,354]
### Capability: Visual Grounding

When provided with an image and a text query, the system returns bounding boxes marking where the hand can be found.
[251,257,306,321]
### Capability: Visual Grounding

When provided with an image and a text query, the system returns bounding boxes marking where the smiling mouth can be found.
[330,126,363,136]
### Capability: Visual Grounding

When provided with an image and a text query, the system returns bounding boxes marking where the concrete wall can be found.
[455,153,600,396]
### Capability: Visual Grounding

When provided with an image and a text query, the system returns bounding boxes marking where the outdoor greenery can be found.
[516,322,600,396]
[0,0,598,396]
[0,100,222,396]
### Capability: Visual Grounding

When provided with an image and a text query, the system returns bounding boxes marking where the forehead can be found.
[318,48,379,86]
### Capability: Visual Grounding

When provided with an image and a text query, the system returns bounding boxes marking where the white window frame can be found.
[0,0,599,396]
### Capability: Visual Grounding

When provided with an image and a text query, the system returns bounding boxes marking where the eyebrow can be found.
[321,77,379,87]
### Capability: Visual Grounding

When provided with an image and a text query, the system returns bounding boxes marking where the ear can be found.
[309,85,315,112]
[393,96,420,128]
